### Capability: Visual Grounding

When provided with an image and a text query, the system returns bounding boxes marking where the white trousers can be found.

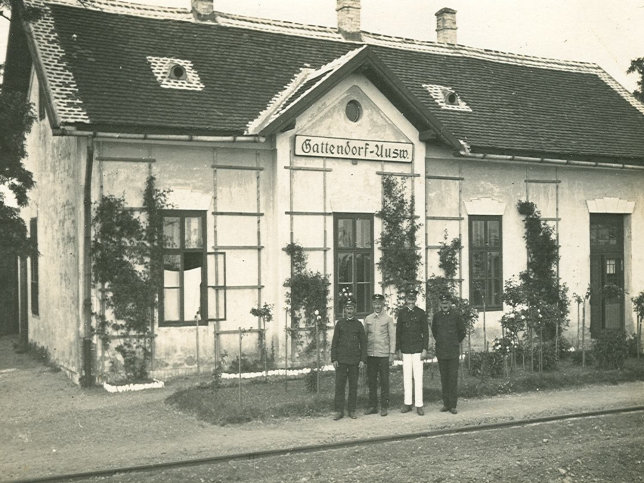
[402,352,423,407]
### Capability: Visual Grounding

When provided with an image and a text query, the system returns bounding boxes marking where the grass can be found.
[165,357,644,426]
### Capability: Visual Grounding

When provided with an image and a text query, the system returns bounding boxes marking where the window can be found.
[334,214,373,316]
[161,211,207,326]
[469,216,502,310]
[30,217,39,315]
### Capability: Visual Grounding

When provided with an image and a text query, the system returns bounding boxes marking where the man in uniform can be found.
[364,293,395,416]
[331,296,367,420]
[395,289,428,415]
[432,294,466,414]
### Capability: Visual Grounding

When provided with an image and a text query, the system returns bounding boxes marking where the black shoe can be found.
[333,412,344,420]
[449,408,458,414]
[416,407,424,416]
[364,407,378,415]
[349,411,357,419]
[380,407,388,416]
[401,405,412,413]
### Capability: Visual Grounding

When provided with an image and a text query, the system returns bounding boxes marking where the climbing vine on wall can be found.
[377,175,422,299]
[426,231,477,333]
[502,200,569,342]
[283,242,329,354]
[91,175,170,381]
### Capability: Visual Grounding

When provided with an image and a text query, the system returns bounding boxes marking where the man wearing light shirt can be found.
[364,293,395,416]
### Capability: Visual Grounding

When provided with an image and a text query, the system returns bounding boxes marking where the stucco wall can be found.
[27,62,638,381]
[272,74,427,361]
[22,71,85,382]
[425,147,644,350]
[94,140,274,378]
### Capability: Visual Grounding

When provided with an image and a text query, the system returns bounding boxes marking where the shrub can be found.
[466,352,505,378]
[304,368,319,393]
[626,334,640,357]
[228,355,264,373]
[593,330,629,369]
[535,340,558,371]
[571,349,594,366]
[114,341,150,382]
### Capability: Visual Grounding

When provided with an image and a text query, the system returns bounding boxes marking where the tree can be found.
[627,57,644,103]
[1,0,38,257]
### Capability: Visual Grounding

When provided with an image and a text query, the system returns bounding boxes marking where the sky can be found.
[1,0,643,91]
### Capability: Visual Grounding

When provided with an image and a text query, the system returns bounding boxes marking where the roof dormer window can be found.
[147,56,204,91]
[168,64,187,81]
[423,84,472,112]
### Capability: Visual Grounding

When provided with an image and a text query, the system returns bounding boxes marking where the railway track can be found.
[18,406,644,483]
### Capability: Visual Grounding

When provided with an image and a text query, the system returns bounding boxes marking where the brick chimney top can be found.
[192,0,215,21]
[435,7,457,44]
[337,0,362,41]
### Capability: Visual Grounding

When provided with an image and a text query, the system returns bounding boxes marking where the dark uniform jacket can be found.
[331,317,367,365]
[395,306,429,354]
[431,309,466,359]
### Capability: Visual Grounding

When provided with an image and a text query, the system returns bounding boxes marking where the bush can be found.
[535,341,558,371]
[466,352,505,378]
[571,349,594,366]
[228,355,264,373]
[304,368,320,393]
[593,330,629,369]
[114,341,150,382]
[627,334,641,357]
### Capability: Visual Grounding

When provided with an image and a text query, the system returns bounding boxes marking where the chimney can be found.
[192,0,214,20]
[435,7,457,44]
[336,0,362,41]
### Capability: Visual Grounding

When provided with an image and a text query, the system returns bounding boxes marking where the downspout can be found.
[81,135,95,386]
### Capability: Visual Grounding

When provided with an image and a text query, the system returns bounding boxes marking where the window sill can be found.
[159,321,209,328]
[474,307,503,312]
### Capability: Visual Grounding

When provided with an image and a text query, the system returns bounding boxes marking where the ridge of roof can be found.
[38,0,192,21]
[37,0,605,74]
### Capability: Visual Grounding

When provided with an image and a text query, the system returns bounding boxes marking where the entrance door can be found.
[589,215,624,336]
[334,214,374,317]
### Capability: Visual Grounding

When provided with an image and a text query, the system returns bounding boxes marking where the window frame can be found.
[333,213,374,318]
[30,217,39,316]
[468,215,503,311]
[159,210,208,327]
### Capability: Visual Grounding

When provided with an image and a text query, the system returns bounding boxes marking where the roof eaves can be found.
[25,0,89,125]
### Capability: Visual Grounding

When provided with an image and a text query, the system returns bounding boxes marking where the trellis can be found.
[284,147,332,361]
[524,167,562,363]
[212,149,265,369]
[95,147,157,376]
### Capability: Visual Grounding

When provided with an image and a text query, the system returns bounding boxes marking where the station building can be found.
[4,0,644,383]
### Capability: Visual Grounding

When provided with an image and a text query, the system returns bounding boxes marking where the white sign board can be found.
[294,135,413,163]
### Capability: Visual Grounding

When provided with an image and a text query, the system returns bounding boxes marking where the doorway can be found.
[589,214,624,337]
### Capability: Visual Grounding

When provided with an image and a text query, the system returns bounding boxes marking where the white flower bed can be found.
[103,379,165,393]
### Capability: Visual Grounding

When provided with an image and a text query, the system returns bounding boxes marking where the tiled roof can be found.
[18,0,644,161]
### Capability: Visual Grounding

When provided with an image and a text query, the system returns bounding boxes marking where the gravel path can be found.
[1,335,643,481]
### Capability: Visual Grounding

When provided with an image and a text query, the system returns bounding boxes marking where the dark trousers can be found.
[438,358,459,409]
[367,356,390,408]
[334,363,359,413]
